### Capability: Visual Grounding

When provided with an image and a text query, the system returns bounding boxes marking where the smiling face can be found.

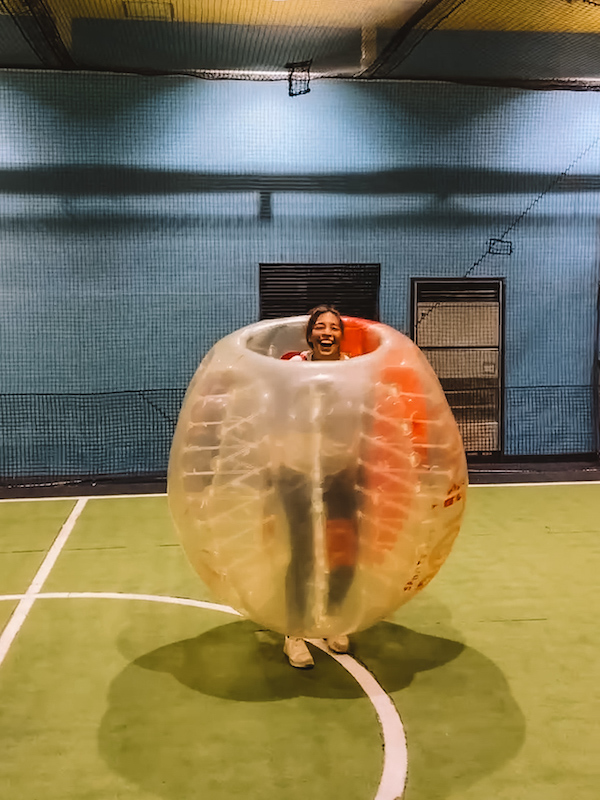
[307,311,343,360]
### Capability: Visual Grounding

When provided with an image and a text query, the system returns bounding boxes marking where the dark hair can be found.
[306,305,344,346]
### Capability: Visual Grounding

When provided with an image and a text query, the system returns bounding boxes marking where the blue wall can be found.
[0,71,598,475]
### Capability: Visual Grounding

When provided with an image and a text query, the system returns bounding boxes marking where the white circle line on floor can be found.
[0,590,407,800]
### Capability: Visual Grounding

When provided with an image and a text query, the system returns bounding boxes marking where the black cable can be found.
[416,129,600,327]
[361,0,469,79]
[0,0,76,68]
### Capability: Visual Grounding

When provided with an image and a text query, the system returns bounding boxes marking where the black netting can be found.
[1,3,600,482]
[0,390,183,480]
[1,1,600,87]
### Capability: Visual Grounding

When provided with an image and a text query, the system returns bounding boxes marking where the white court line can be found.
[0,498,88,666]
[309,638,408,800]
[0,493,167,503]
[0,590,408,800]
[2,480,600,504]
[0,592,241,617]
[469,481,600,488]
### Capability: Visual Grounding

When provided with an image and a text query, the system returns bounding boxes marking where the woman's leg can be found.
[322,468,359,614]
[276,466,315,635]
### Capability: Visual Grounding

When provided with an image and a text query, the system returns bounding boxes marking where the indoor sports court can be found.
[1,484,598,800]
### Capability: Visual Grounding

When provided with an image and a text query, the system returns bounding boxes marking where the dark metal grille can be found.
[259,263,380,320]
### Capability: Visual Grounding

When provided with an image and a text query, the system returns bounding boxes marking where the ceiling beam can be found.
[1,166,599,197]
[0,0,76,69]
[359,0,469,79]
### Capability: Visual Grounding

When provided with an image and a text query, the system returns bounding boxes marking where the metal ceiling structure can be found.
[1,0,600,88]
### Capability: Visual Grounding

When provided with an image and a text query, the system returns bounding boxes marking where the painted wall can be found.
[0,71,598,475]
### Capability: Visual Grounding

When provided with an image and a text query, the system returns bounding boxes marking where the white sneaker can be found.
[284,636,314,668]
[326,634,350,654]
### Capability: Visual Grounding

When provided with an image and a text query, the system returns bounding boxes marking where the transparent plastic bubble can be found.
[168,316,467,638]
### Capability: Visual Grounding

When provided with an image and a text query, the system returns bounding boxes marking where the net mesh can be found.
[0,2,600,483]
[0,390,182,479]
[1,1,600,85]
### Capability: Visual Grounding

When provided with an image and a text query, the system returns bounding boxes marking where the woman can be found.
[279,306,358,668]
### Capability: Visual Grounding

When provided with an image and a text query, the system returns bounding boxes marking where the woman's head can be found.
[306,305,344,361]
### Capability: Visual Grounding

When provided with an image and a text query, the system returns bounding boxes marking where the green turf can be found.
[0,599,383,800]
[0,500,76,595]
[0,601,18,632]
[1,484,599,800]
[0,500,77,686]
[43,497,209,600]
[375,483,600,800]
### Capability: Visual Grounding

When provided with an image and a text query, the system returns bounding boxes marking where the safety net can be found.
[0,0,599,485]
[1,1,600,87]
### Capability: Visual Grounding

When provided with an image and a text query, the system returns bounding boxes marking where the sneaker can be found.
[326,634,350,654]
[284,637,314,668]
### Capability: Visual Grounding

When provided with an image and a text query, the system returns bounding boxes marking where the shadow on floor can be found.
[98,615,525,800]
[128,618,465,701]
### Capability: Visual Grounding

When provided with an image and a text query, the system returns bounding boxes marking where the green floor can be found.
[0,484,599,800]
